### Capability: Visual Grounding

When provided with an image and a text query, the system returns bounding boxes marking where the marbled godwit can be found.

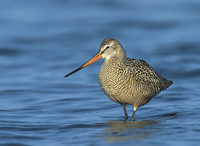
[64,38,172,120]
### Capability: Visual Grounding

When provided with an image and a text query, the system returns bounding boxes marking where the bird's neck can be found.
[104,55,126,66]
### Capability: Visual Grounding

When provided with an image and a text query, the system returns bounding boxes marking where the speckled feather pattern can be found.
[98,56,172,109]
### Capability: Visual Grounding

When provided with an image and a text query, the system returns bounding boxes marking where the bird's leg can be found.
[131,106,137,121]
[122,104,128,120]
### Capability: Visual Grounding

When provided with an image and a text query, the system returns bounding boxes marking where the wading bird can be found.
[64,38,172,120]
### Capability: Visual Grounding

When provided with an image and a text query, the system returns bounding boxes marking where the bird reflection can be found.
[100,120,161,142]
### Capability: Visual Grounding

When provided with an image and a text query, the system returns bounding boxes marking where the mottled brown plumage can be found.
[65,38,173,120]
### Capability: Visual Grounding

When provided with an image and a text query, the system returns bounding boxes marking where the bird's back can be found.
[126,58,173,91]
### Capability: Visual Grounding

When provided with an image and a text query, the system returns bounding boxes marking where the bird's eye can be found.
[105,46,110,49]
[101,45,110,54]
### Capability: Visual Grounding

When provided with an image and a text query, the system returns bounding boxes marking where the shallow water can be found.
[0,0,200,145]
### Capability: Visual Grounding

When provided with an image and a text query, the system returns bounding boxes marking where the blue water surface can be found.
[0,0,200,145]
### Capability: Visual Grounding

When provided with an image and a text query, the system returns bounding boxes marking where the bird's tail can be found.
[163,80,173,90]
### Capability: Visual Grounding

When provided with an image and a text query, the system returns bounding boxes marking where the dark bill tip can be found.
[64,66,84,78]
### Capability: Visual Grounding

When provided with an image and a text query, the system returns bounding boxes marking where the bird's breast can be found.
[98,58,134,103]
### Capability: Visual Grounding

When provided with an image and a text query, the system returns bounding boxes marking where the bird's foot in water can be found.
[131,116,136,121]
[125,115,128,120]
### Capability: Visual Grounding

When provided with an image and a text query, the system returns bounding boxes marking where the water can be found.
[0,0,200,145]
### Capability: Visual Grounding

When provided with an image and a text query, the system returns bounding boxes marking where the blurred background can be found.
[0,0,200,145]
